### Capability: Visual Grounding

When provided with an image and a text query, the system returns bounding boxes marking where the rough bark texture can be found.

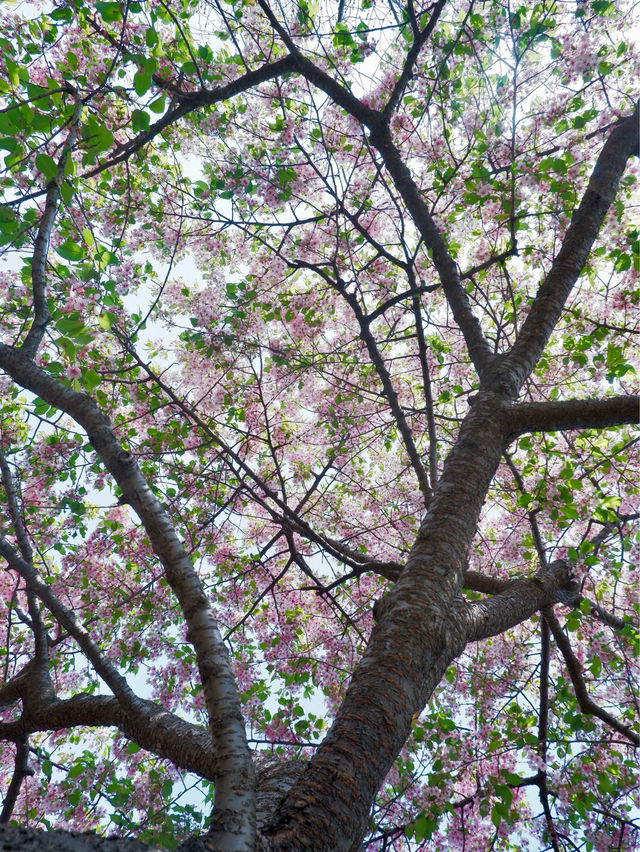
[0,824,153,852]
[0,345,256,849]
[260,394,522,849]
[0,4,637,848]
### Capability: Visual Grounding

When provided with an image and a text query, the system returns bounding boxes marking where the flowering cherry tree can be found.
[0,0,638,849]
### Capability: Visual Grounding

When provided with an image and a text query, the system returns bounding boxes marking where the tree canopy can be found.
[0,0,638,849]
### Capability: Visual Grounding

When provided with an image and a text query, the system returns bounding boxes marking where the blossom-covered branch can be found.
[0,345,256,846]
[503,103,640,392]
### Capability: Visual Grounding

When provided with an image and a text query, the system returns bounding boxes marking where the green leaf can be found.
[495,783,513,808]
[491,797,511,826]
[100,250,119,267]
[408,812,438,842]
[566,612,581,632]
[148,95,166,113]
[55,316,92,344]
[49,4,73,21]
[333,22,355,48]
[98,311,117,330]
[60,180,74,204]
[591,1,614,15]
[67,788,82,805]
[0,204,20,246]
[33,397,54,417]
[35,153,58,181]
[56,240,83,261]
[614,252,630,272]
[83,369,101,391]
[131,109,150,132]
[133,69,152,97]
[145,27,158,48]
[4,56,19,88]
[95,1,122,22]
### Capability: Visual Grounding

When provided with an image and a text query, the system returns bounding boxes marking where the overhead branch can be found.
[0,735,33,823]
[585,599,626,632]
[21,88,82,358]
[0,534,145,712]
[464,560,580,642]
[122,332,408,575]
[367,283,438,324]
[9,57,302,208]
[462,570,627,633]
[77,56,298,182]
[1,453,55,701]
[0,344,255,841]
[460,246,520,281]
[382,0,447,119]
[502,102,639,390]
[0,663,36,712]
[253,3,493,380]
[508,395,639,438]
[537,617,562,852]
[503,449,547,564]
[367,124,495,379]
[545,609,639,745]
[0,452,33,565]
[0,452,52,690]
[255,0,378,127]
[0,694,218,782]
[412,282,439,488]
[333,275,432,505]
[462,570,513,595]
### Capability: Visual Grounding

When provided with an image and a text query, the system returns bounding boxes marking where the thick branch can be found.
[462,571,627,633]
[462,570,513,595]
[265,392,508,848]
[508,395,639,438]
[464,560,580,642]
[0,345,255,849]
[0,694,218,782]
[502,104,639,390]
[0,823,150,851]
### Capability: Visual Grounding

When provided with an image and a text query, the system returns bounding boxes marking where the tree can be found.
[0,0,638,848]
